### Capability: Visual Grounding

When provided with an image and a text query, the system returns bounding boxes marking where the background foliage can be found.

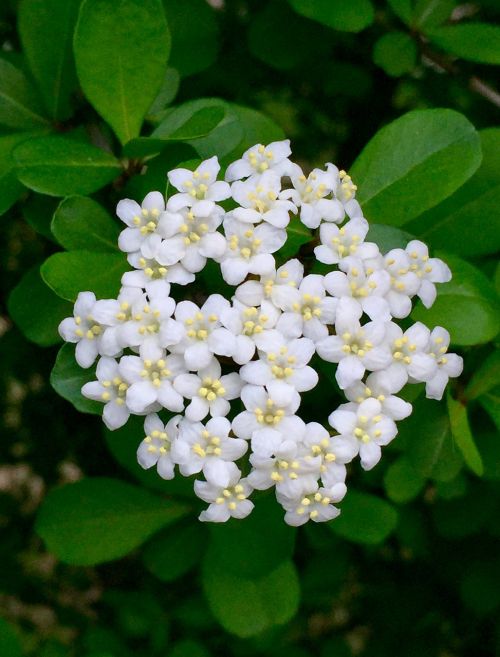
[1,0,499,655]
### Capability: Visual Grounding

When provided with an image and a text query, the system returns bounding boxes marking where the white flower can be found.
[277,481,347,527]
[328,164,358,204]
[58,291,103,368]
[383,321,438,385]
[116,293,183,351]
[157,201,226,273]
[123,234,195,289]
[344,369,412,420]
[219,299,280,364]
[225,139,292,181]
[314,217,378,265]
[301,422,358,487]
[119,342,185,413]
[167,156,231,210]
[172,416,247,486]
[230,170,296,228]
[366,249,421,318]
[137,414,181,480]
[323,256,391,321]
[195,463,254,522]
[328,398,398,470]
[282,164,343,229]
[81,357,131,430]
[117,191,165,253]
[275,274,337,342]
[232,381,303,441]
[424,327,463,400]
[173,358,242,421]
[316,298,392,389]
[92,286,146,356]
[218,217,286,285]
[405,240,451,308]
[170,295,235,370]
[240,330,318,393]
[235,258,304,307]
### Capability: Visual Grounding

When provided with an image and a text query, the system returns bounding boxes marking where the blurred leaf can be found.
[461,559,500,615]
[22,193,59,240]
[351,109,482,226]
[36,477,187,565]
[411,253,500,346]
[222,104,286,164]
[432,481,497,538]
[8,266,72,346]
[202,559,300,637]
[0,618,23,657]
[14,136,122,196]
[168,640,210,657]
[143,521,207,582]
[18,0,81,120]
[206,495,296,578]
[163,0,219,77]
[0,133,32,216]
[466,350,500,401]
[275,217,311,260]
[476,431,500,482]
[51,196,119,251]
[447,393,483,476]
[384,457,426,503]
[147,67,180,119]
[407,129,500,258]
[479,388,500,431]
[373,32,417,77]
[0,56,49,129]
[41,251,128,301]
[367,223,414,252]
[387,0,413,23]
[330,489,398,544]
[412,0,455,30]
[51,342,102,414]
[402,396,463,481]
[429,23,500,65]
[74,0,171,144]
[289,0,373,32]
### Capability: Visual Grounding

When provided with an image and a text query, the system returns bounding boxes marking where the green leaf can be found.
[7,267,72,346]
[275,217,311,261]
[0,133,32,216]
[0,618,23,657]
[429,23,500,65]
[367,223,414,252]
[162,0,219,77]
[74,0,171,144]
[406,129,500,258]
[222,104,286,164]
[51,196,119,252]
[465,350,500,401]
[383,457,426,503]
[401,396,463,481]
[412,0,455,30]
[18,0,81,120]
[411,253,500,346]
[0,57,49,129]
[50,343,102,414]
[143,522,207,582]
[289,0,374,33]
[147,67,180,119]
[461,559,500,616]
[479,388,500,432]
[387,0,413,24]
[168,640,210,657]
[41,250,128,301]
[36,477,187,565]
[14,136,122,196]
[373,32,417,77]
[22,194,59,241]
[330,489,398,544]
[202,559,300,637]
[447,393,483,476]
[206,496,296,578]
[351,109,482,226]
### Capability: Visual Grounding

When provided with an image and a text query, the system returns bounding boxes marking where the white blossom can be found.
[235,258,304,307]
[383,321,438,385]
[424,327,463,400]
[195,463,254,522]
[123,234,195,289]
[137,414,181,480]
[92,286,146,356]
[344,369,412,420]
[117,191,165,253]
[225,139,292,182]
[81,357,131,429]
[314,217,379,265]
[167,156,231,210]
[59,292,103,368]
[405,240,451,308]
[277,481,347,526]
[301,422,357,487]
[283,164,343,229]
[365,248,421,318]
[230,170,296,228]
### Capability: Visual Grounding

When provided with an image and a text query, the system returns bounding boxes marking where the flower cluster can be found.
[59,140,463,526]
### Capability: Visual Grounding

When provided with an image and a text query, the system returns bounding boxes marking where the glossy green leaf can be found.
[18,0,81,120]
[465,350,500,401]
[412,0,455,30]
[407,129,500,258]
[367,223,414,252]
[330,489,398,544]
[51,196,119,252]
[0,133,32,216]
[0,618,23,657]
[36,477,187,565]
[74,0,171,144]
[411,253,500,346]
[447,393,483,476]
[0,57,49,129]
[14,136,122,196]
[162,0,219,77]
[143,522,207,582]
[289,0,374,33]
[373,32,417,77]
[50,343,102,414]
[384,457,426,503]
[8,267,72,346]
[351,109,482,226]
[22,194,59,241]
[222,104,286,164]
[429,23,500,65]
[147,67,180,119]
[202,559,300,637]
[479,388,500,432]
[41,250,128,301]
